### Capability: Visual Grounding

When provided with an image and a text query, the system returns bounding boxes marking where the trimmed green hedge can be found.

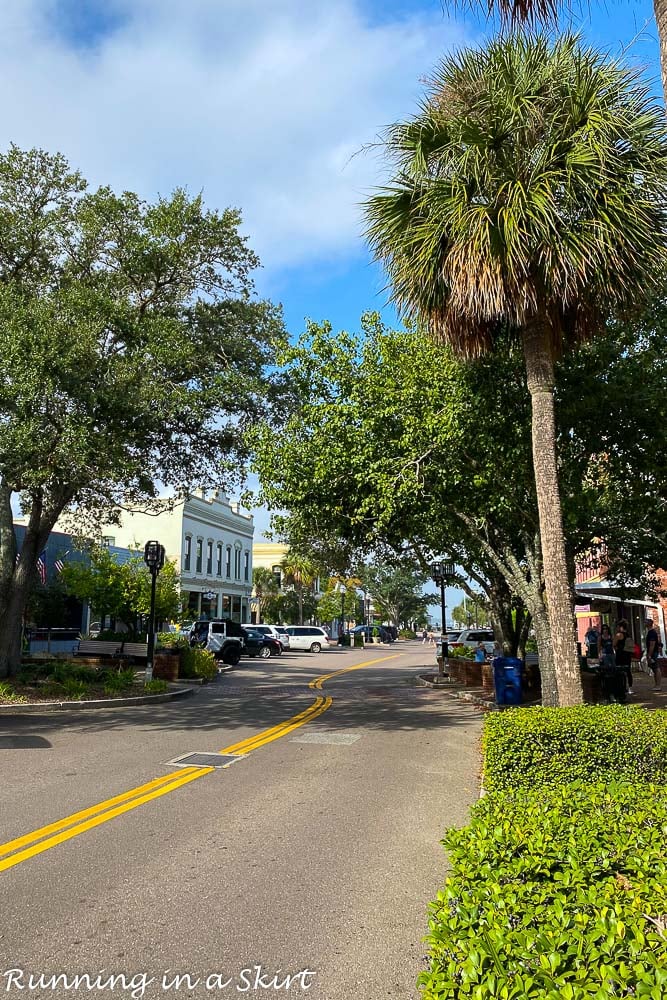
[419,782,667,999]
[483,706,667,793]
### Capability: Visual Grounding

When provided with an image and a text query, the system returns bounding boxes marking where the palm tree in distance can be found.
[252,566,279,623]
[364,34,667,705]
[281,551,319,625]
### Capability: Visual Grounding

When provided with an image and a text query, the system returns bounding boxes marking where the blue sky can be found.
[1,0,661,615]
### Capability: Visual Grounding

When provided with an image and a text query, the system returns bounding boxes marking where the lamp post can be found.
[143,540,166,683]
[336,583,347,643]
[431,559,455,677]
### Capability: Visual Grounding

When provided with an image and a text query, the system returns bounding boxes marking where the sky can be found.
[1,0,661,617]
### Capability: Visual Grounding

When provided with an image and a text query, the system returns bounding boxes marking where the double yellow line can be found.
[0,654,398,874]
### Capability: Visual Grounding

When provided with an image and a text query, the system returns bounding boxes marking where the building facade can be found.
[574,552,666,649]
[101,490,254,623]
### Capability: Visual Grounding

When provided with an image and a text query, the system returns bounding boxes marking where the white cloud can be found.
[0,0,469,271]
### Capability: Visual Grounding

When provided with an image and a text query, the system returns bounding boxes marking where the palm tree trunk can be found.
[655,0,667,99]
[522,325,582,706]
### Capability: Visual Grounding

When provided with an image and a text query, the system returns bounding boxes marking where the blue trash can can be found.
[493,657,523,705]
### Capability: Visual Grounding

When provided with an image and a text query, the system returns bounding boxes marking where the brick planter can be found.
[482,662,494,694]
[153,651,181,682]
[463,661,483,687]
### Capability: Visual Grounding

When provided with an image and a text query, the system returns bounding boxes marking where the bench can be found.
[75,640,149,663]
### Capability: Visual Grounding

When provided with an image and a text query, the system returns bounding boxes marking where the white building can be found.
[100,490,254,623]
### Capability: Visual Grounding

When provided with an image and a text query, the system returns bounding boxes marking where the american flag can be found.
[54,558,65,574]
[36,551,47,585]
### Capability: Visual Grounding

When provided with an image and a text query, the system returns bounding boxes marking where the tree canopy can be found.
[0,145,288,675]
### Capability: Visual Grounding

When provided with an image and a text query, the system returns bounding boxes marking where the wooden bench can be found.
[75,640,149,663]
[76,640,123,658]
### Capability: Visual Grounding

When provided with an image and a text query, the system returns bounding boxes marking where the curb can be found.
[0,685,195,715]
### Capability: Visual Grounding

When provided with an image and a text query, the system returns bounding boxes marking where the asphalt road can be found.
[0,642,482,1000]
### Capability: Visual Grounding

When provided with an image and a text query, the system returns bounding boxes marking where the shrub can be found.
[0,680,27,703]
[157,632,189,650]
[483,705,667,793]
[447,645,475,660]
[400,629,416,639]
[52,662,98,685]
[144,679,169,694]
[101,668,136,694]
[419,782,667,999]
[61,678,90,700]
[180,647,216,681]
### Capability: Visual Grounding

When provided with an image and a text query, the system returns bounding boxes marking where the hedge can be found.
[419,782,667,999]
[482,706,667,793]
[179,646,216,680]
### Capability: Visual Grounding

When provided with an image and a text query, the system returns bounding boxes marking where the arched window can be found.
[216,543,223,577]
[234,545,242,579]
[196,539,203,574]
[184,536,192,572]
[206,540,213,576]
[225,546,232,579]
[243,550,250,582]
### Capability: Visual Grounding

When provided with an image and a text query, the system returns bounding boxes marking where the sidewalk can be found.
[415,663,666,710]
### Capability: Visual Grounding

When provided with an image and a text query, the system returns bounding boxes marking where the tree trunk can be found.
[655,0,667,100]
[297,585,304,626]
[527,590,556,706]
[522,325,582,706]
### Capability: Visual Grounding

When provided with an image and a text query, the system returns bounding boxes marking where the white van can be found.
[284,626,330,652]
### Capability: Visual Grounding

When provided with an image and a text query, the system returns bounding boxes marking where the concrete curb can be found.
[0,685,195,714]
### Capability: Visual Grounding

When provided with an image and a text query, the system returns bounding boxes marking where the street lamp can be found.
[431,559,455,676]
[336,583,347,643]
[143,540,166,683]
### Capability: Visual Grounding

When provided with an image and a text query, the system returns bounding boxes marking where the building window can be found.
[216,543,223,577]
[244,550,249,582]
[184,536,192,572]
[234,547,241,579]
[206,540,213,576]
[196,539,203,574]
[225,546,232,579]
[272,565,282,589]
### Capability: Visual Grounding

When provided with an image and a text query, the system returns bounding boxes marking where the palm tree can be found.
[486,0,667,104]
[252,566,279,623]
[281,551,319,625]
[364,34,667,706]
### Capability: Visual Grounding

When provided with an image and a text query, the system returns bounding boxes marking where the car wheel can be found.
[223,648,241,666]
[310,642,322,653]
[260,645,272,659]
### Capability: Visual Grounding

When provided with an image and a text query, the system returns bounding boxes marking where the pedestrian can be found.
[645,618,662,691]
[421,628,428,644]
[492,640,503,660]
[584,624,600,660]
[599,624,615,668]
[428,630,435,645]
[474,641,487,663]
[614,619,633,696]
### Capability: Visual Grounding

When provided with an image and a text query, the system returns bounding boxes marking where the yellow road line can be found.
[309,653,401,689]
[0,767,211,874]
[0,649,397,873]
[0,767,200,861]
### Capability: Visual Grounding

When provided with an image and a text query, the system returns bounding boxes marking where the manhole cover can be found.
[289,732,362,745]
[167,752,243,769]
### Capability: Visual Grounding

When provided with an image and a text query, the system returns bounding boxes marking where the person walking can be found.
[584,624,600,660]
[421,628,429,644]
[614,619,633,696]
[645,618,662,691]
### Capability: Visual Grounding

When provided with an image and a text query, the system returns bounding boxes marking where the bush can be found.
[157,632,189,650]
[180,646,216,681]
[400,629,416,639]
[483,705,667,793]
[0,680,27,703]
[419,782,667,999]
[447,645,475,660]
[52,662,98,685]
[101,668,136,693]
[61,678,90,700]
[144,679,169,694]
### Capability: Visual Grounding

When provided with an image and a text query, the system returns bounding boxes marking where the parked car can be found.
[188,619,244,666]
[284,626,330,652]
[449,628,495,655]
[241,628,282,658]
[241,623,282,644]
[274,626,291,651]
